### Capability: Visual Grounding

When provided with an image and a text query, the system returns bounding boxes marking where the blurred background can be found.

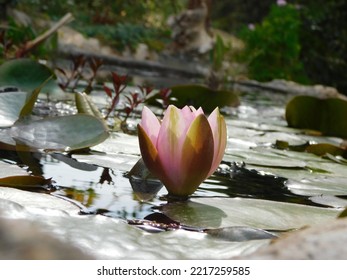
[1,0,346,94]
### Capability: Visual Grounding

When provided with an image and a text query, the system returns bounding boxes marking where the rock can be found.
[167,2,214,54]
[57,26,117,56]
[233,79,347,100]
[237,218,347,259]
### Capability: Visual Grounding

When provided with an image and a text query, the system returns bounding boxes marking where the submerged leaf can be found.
[10,114,109,151]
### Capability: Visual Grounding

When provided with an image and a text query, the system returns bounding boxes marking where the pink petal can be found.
[165,114,214,196]
[140,106,161,146]
[138,124,167,180]
[207,107,227,177]
[156,106,189,184]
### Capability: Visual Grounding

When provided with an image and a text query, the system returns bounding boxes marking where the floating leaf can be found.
[0,187,79,213]
[0,58,66,99]
[204,226,277,242]
[10,114,109,151]
[0,175,54,192]
[274,140,347,163]
[162,197,339,230]
[285,95,347,138]
[306,143,346,158]
[147,84,240,113]
[0,90,28,127]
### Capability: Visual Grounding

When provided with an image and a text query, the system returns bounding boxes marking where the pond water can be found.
[0,88,346,259]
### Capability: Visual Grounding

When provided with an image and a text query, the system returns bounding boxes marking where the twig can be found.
[17,12,74,57]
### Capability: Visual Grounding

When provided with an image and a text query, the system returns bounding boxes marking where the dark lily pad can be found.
[338,208,347,218]
[306,143,347,158]
[0,175,54,192]
[285,95,347,138]
[147,84,240,113]
[274,140,347,161]
[0,58,65,99]
[9,114,109,151]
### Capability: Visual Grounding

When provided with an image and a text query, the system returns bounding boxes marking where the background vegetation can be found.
[0,0,346,94]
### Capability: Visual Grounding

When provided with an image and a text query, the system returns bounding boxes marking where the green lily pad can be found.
[0,90,28,127]
[9,114,109,151]
[285,95,347,138]
[147,84,240,113]
[0,58,65,99]
[225,148,307,168]
[162,197,339,230]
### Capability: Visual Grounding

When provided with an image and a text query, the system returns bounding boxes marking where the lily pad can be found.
[0,161,28,178]
[0,196,270,259]
[285,95,347,138]
[9,114,109,151]
[225,148,307,169]
[204,226,277,242]
[274,140,347,160]
[162,197,339,230]
[0,58,66,99]
[0,187,79,214]
[147,84,240,113]
[0,90,28,127]
[0,175,54,192]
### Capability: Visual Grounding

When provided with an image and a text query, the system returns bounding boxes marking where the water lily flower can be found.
[137,105,227,197]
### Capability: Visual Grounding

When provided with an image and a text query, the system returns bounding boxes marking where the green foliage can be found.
[210,0,273,33]
[77,22,168,52]
[17,0,179,52]
[0,16,58,60]
[297,0,347,94]
[238,3,309,83]
[210,34,230,71]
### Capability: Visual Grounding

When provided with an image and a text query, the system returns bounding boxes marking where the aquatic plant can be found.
[137,105,227,198]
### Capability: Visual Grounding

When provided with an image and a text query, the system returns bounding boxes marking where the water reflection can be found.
[0,139,338,225]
